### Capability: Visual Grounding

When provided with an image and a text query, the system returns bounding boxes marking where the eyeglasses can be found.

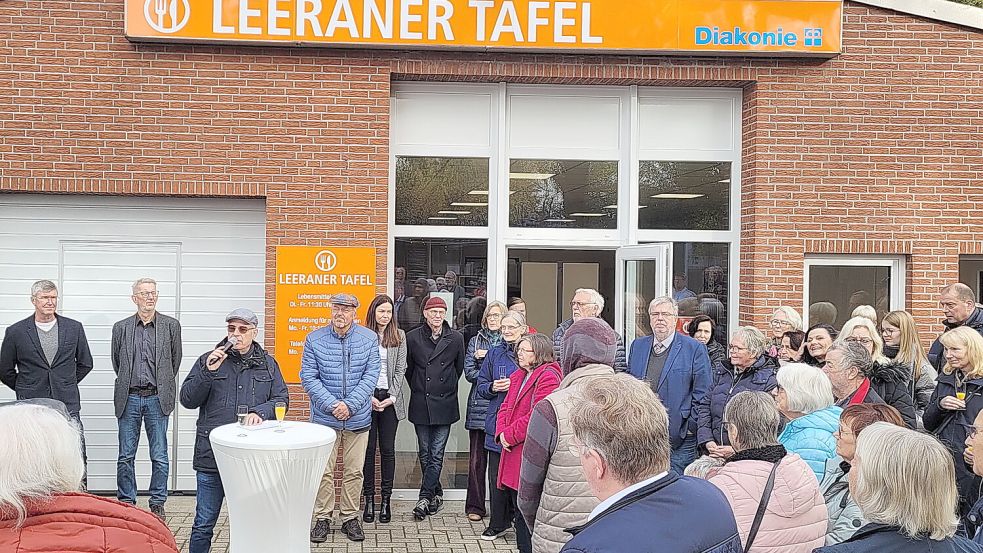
[880,327,899,335]
[517,347,534,354]
[962,423,981,440]
[728,345,748,352]
[331,305,356,313]
[833,427,855,438]
[227,325,256,334]
[844,337,874,346]
[486,313,503,321]
[134,291,158,298]
[501,324,522,332]
[567,441,591,458]
[34,294,58,302]
[570,301,596,308]
[770,319,793,327]
[649,311,676,319]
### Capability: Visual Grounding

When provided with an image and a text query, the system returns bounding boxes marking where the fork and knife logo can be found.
[143,0,190,33]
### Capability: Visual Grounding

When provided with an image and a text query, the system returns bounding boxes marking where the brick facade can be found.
[2,0,982,419]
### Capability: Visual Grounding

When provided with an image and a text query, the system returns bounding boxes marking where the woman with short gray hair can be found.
[697,326,779,460]
[774,363,843,481]
[708,391,827,552]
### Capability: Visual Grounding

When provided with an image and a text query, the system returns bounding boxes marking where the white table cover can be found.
[210,421,336,553]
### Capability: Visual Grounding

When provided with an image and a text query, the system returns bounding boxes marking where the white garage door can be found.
[0,194,266,492]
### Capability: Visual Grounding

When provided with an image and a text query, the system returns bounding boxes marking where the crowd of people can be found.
[3,277,983,553]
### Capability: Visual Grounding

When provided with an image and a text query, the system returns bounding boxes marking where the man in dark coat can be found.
[560,373,741,553]
[180,308,289,553]
[0,279,93,485]
[930,283,983,371]
[404,296,465,520]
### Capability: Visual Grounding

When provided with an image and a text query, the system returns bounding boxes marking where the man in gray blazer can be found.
[111,277,182,521]
[0,279,94,487]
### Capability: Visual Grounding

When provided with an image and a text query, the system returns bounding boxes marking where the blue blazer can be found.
[627,333,712,449]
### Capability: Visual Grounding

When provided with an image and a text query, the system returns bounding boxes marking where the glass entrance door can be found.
[616,244,672,346]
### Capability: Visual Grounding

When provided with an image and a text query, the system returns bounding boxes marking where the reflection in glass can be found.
[673,243,730,347]
[809,265,891,327]
[639,161,731,230]
[395,157,490,226]
[509,159,618,229]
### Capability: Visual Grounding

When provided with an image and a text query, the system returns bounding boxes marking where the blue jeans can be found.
[415,424,450,500]
[190,471,225,553]
[670,434,698,475]
[117,394,170,506]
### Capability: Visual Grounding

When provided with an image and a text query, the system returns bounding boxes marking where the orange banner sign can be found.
[274,246,378,383]
[125,0,842,56]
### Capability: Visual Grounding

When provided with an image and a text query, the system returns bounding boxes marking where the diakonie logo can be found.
[143,0,190,34]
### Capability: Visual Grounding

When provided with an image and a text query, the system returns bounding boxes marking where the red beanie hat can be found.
[424,297,447,311]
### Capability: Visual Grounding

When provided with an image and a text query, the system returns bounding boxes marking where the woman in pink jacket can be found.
[495,333,561,553]
[708,391,827,553]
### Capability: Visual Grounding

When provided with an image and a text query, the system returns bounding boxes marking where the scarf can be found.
[882,344,900,359]
[727,444,787,464]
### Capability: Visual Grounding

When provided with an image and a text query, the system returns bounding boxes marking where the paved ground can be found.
[155,497,518,552]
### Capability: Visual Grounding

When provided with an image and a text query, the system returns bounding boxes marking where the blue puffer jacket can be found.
[464,329,501,431]
[300,323,381,432]
[476,342,520,452]
[779,405,843,481]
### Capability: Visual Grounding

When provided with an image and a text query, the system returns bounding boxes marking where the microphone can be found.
[208,336,239,367]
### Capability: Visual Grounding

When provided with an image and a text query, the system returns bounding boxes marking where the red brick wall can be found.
[2,1,982,360]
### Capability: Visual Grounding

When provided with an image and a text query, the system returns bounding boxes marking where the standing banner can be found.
[275,246,377,383]
[125,0,842,56]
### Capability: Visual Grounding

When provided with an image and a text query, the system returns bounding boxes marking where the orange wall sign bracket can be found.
[125,0,842,56]
[274,246,378,383]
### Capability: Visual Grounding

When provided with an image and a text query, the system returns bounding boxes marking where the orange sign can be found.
[125,0,842,55]
[275,246,378,383]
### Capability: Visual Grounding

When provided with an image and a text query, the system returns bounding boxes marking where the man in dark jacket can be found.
[930,283,983,370]
[111,277,183,520]
[560,373,741,553]
[0,279,93,485]
[405,296,465,520]
[827,342,917,428]
[552,289,628,372]
[626,296,711,474]
[180,308,289,553]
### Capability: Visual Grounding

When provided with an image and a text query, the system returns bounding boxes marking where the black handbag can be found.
[743,459,781,552]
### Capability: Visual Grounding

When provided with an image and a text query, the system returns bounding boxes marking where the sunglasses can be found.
[227,325,256,334]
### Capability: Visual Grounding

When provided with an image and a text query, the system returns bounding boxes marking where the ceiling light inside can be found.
[438,210,471,215]
[467,190,489,195]
[719,179,731,183]
[569,212,606,217]
[509,172,556,180]
[450,202,488,207]
[427,216,457,221]
[602,205,618,209]
[651,193,705,199]
[544,218,576,223]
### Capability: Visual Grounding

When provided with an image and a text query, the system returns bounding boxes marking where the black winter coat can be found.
[696,354,779,447]
[930,307,983,371]
[405,322,465,426]
[814,523,983,553]
[865,359,918,429]
[923,371,983,523]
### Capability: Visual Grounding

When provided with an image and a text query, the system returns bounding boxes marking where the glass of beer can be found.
[274,401,287,433]
[236,405,248,437]
[957,391,967,402]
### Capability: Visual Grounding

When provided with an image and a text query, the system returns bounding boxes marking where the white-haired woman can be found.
[0,401,178,552]
[708,391,827,552]
[767,306,803,358]
[773,363,843,481]
[838,316,917,428]
[697,326,779,460]
[815,423,983,552]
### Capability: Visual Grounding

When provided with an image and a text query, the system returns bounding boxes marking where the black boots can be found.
[362,495,375,523]
[378,495,392,523]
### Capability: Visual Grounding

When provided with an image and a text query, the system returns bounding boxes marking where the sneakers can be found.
[481,527,509,541]
[427,495,444,515]
[412,498,430,520]
[149,504,165,522]
[340,518,365,542]
[310,518,331,543]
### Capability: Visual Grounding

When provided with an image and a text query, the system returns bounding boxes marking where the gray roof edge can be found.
[850,0,983,30]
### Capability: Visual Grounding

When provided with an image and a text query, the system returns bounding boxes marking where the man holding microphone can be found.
[180,308,289,553]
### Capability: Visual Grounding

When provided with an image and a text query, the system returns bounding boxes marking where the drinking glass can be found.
[237,405,248,437]
[274,401,287,433]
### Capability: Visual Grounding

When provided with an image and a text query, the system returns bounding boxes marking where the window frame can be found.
[802,254,907,328]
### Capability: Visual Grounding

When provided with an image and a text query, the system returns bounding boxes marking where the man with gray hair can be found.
[551,288,627,372]
[627,296,712,474]
[929,283,983,370]
[111,278,183,520]
[559,373,741,553]
[0,279,93,487]
[823,341,885,406]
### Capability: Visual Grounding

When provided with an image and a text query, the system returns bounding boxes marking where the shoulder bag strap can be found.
[744,459,781,552]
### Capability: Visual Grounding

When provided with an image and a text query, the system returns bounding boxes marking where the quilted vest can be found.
[531,363,611,553]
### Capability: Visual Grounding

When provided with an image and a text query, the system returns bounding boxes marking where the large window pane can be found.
[808,264,891,327]
[393,238,487,491]
[509,159,618,229]
[639,161,731,230]
[672,243,730,346]
[395,157,489,226]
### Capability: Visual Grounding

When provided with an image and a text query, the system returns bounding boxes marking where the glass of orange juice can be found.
[274,401,287,433]
[957,391,967,402]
